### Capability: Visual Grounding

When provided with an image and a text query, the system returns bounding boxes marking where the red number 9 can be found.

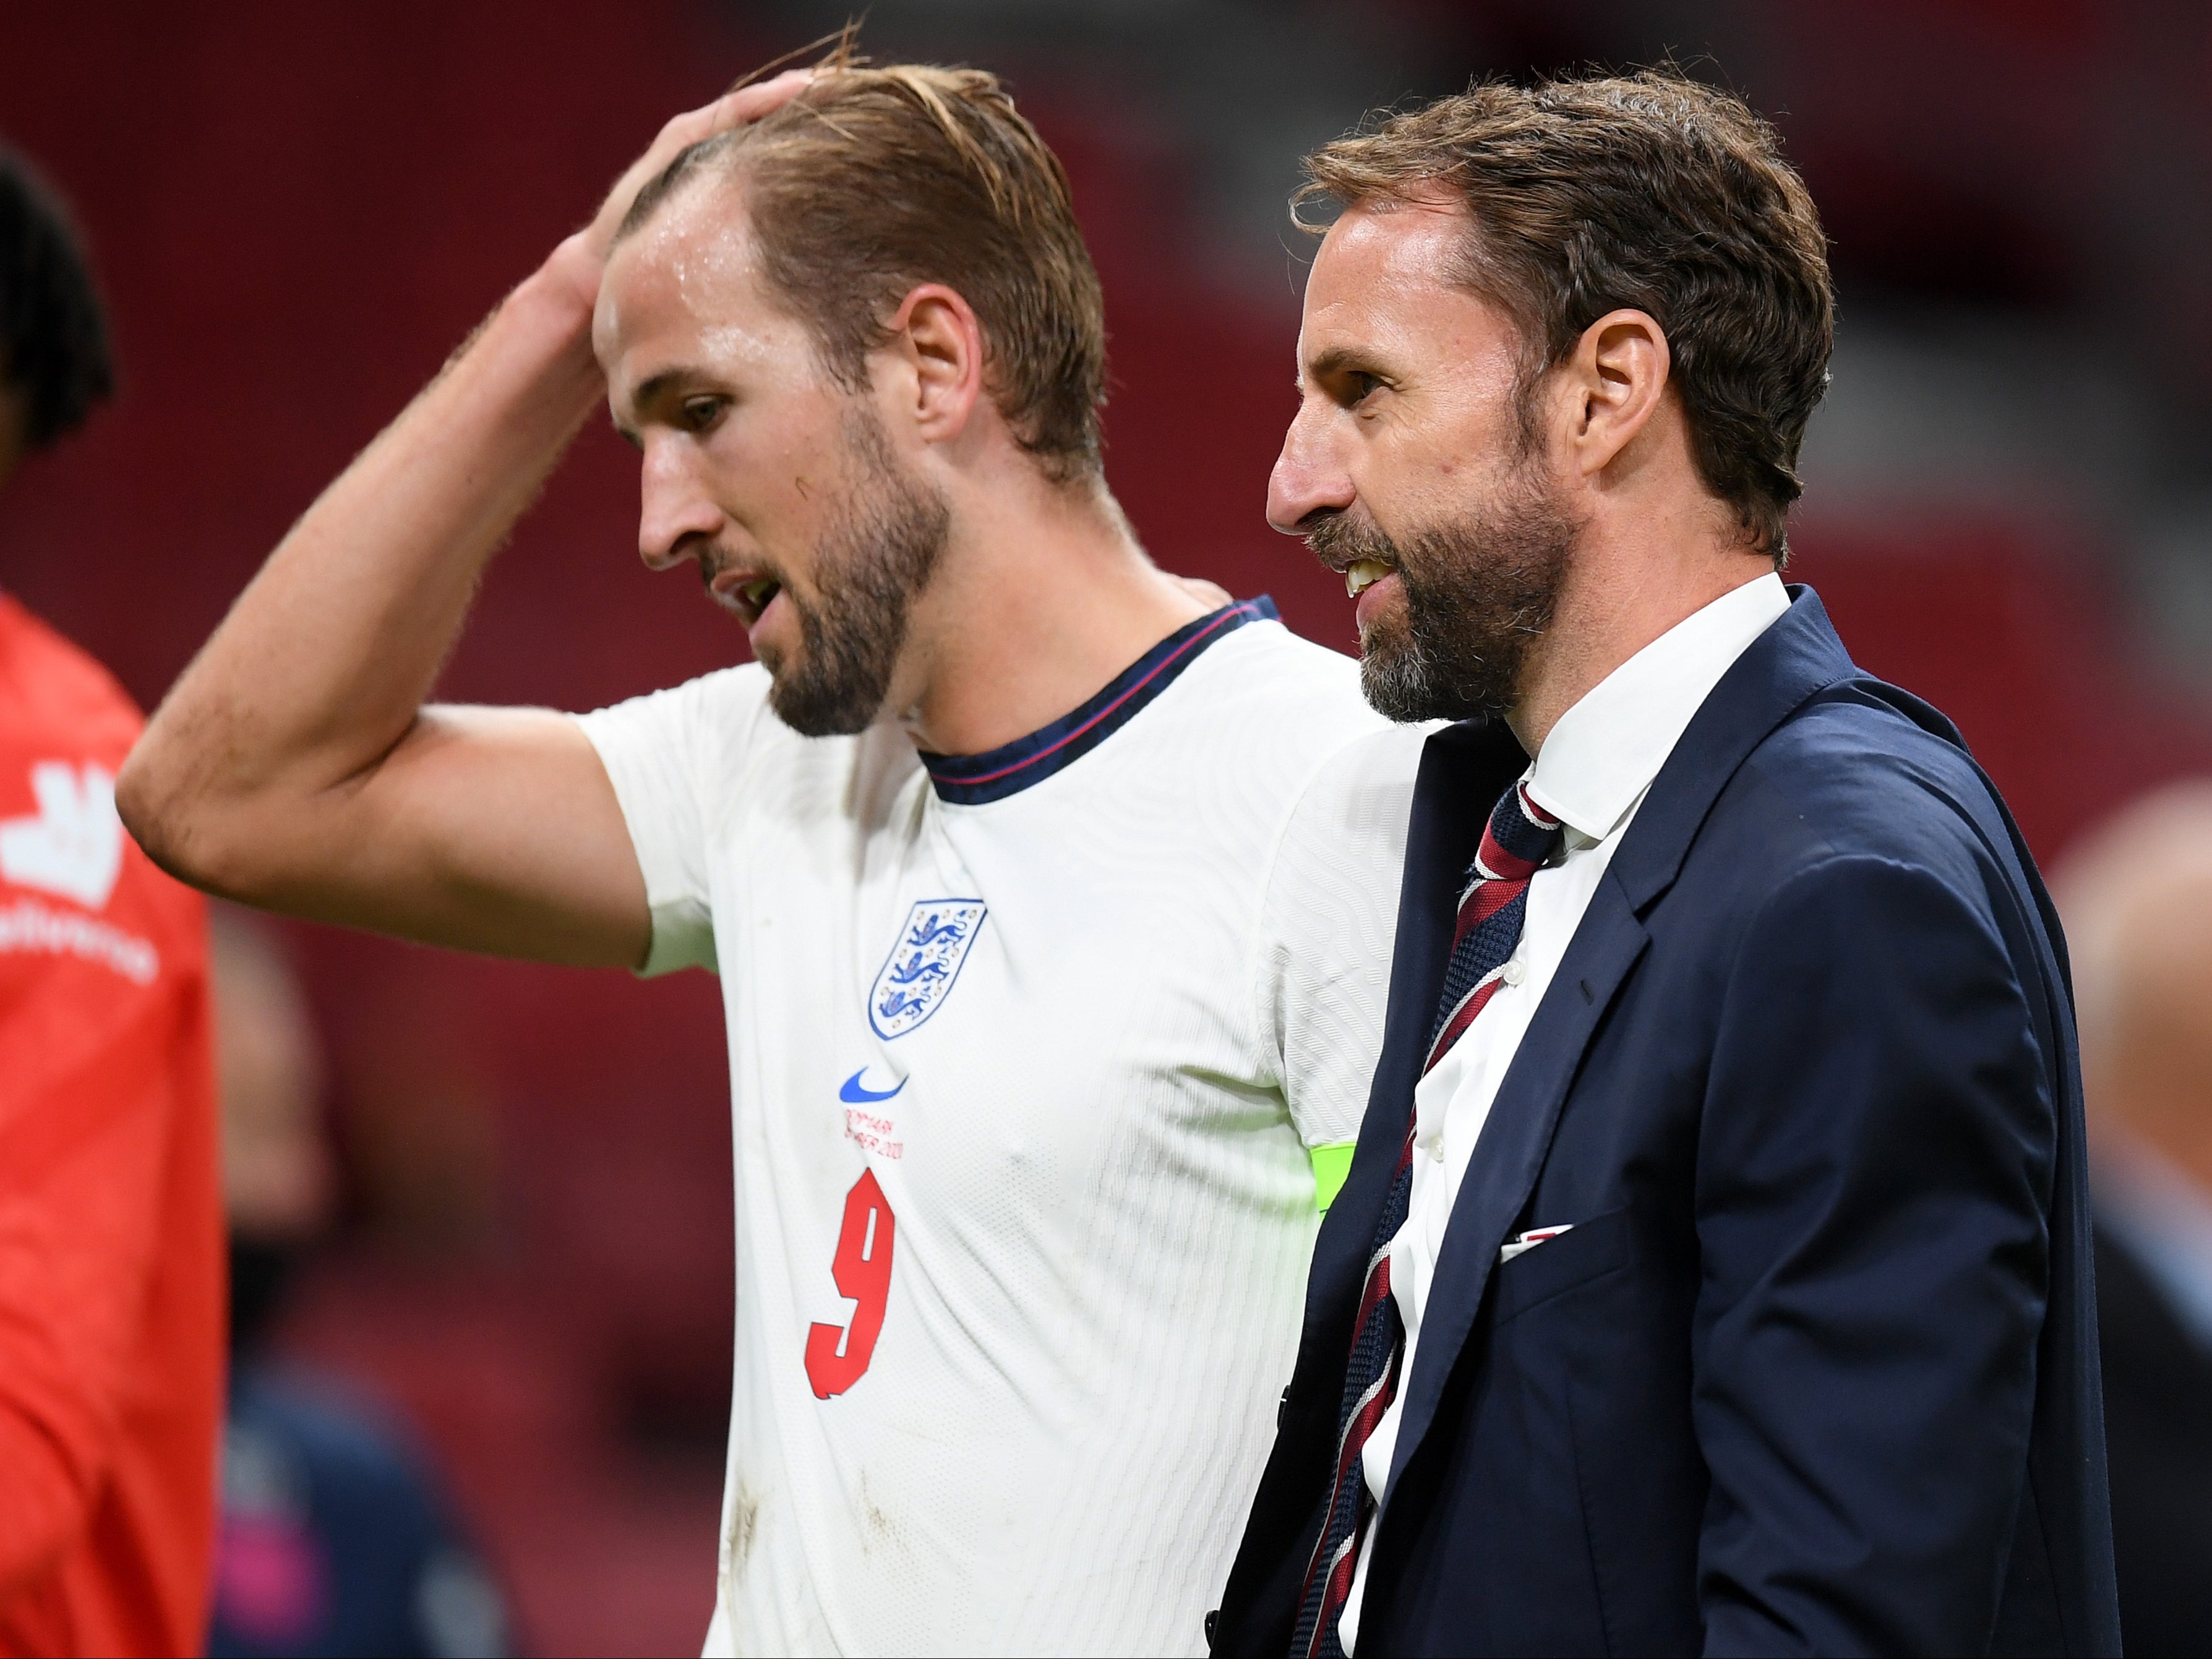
[805,1170,897,1399]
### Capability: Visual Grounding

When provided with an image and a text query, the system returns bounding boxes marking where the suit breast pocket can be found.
[1486,1200,1704,1656]
[1490,1205,1631,1327]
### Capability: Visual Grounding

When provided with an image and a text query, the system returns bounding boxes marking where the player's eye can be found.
[680,395,728,434]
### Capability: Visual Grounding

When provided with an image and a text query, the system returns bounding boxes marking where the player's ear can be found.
[1567,308,1670,478]
[891,283,985,448]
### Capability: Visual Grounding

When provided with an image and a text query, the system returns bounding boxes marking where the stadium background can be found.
[5,1,2210,1651]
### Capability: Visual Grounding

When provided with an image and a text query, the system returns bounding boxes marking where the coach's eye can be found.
[1345,372,1385,408]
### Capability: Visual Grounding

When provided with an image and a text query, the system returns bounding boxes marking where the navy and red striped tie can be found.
[1290,779,1563,1659]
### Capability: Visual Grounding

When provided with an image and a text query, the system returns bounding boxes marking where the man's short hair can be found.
[625,61,1107,486]
[1298,71,1833,562]
[0,143,114,448]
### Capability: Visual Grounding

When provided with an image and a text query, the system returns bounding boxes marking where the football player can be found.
[121,59,1420,1655]
[0,142,222,1656]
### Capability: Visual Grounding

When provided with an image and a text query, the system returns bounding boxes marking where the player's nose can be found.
[637,436,724,572]
[1267,402,1355,536]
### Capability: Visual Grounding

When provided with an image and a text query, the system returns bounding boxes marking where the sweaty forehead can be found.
[596,182,769,360]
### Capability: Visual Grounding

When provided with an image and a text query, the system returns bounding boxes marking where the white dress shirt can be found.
[1339,570,1791,1653]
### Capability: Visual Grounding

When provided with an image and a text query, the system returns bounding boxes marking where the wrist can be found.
[532,234,606,329]
[489,255,606,410]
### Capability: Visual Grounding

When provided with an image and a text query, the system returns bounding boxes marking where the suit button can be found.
[1277,1386,1291,1428]
[1206,1610,1219,1648]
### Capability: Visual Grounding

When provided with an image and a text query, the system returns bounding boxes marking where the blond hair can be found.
[624,51,1107,484]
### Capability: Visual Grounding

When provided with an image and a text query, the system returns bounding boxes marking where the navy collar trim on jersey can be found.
[920,596,1278,805]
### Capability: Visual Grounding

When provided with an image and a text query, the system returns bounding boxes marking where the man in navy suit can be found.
[1211,72,2121,1657]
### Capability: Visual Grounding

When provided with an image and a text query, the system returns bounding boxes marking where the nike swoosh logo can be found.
[839,1068,906,1104]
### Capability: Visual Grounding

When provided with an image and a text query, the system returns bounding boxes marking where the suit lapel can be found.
[1379,881,1648,1507]
[1377,586,1860,1507]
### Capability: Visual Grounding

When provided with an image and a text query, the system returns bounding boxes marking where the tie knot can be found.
[1478,781,1564,880]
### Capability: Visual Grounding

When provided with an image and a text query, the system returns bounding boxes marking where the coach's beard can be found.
[1312,466,1582,726]
[760,409,952,738]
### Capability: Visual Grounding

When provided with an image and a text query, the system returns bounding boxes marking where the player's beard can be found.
[1310,460,1584,725]
[760,408,952,737]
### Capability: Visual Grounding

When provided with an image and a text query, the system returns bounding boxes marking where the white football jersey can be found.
[576,600,1423,1657]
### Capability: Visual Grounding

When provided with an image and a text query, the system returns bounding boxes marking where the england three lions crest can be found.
[870,899,987,1039]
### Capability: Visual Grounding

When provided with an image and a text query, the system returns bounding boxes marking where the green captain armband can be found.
[1310,1141,1357,1214]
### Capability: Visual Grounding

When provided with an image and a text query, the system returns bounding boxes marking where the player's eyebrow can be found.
[611,363,716,447]
[630,366,696,411]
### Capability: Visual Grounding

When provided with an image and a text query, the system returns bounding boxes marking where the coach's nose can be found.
[1267,400,1355,535]
[637,434,724,572]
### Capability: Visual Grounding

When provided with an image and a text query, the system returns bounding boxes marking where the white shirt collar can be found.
[1524,571,1791,843]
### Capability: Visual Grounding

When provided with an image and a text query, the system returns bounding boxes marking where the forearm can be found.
[118,260,603,893]
[117,72,811,953]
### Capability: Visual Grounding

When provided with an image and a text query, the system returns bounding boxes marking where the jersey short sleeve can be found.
[573,665,775,978]
[1251,722,1431,1160]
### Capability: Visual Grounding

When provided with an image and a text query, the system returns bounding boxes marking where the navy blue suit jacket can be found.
[1213,589,2120,1657]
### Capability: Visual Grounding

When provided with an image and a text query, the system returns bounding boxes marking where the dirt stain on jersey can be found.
[857,1470,904,1558]
[726,1482,761,1588]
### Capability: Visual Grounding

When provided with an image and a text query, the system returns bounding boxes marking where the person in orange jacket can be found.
[0,140,222,1658]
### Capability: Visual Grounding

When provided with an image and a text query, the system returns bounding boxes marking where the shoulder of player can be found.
[688,661,880,786]
[1295,719,1434,805]
[0,602,217,976]
[0,596,145,766]
[1192,623,1433,786]
[1175,615,1381,739]
[1259,721,1431,888]
[0,792,207,999]
[577,659,784,771]
[650,659,776,722]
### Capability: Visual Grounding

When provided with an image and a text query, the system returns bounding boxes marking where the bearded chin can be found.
[766,413,951,738]
[1359,589,1503,724]
[1347,472,1582,727]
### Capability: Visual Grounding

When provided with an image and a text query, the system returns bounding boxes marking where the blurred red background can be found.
[6,2,2210,1653]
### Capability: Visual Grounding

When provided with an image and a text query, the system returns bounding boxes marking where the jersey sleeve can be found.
[0,829,208,1588]
[1250,724,1429,1172]
[573,666,773,977]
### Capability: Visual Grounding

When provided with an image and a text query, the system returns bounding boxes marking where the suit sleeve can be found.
[1692,852,2053,1657]
[0,891,197,1592]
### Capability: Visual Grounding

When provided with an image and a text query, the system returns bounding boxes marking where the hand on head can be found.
[544,67,817,312]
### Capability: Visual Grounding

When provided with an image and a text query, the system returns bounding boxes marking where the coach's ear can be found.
[888,282,987,453]
[1564,307,1671,479]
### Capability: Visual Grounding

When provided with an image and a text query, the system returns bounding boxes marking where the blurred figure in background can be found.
[206,906,509,1659]
[0,143,223,1656]
[2060,782,2212,1658]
